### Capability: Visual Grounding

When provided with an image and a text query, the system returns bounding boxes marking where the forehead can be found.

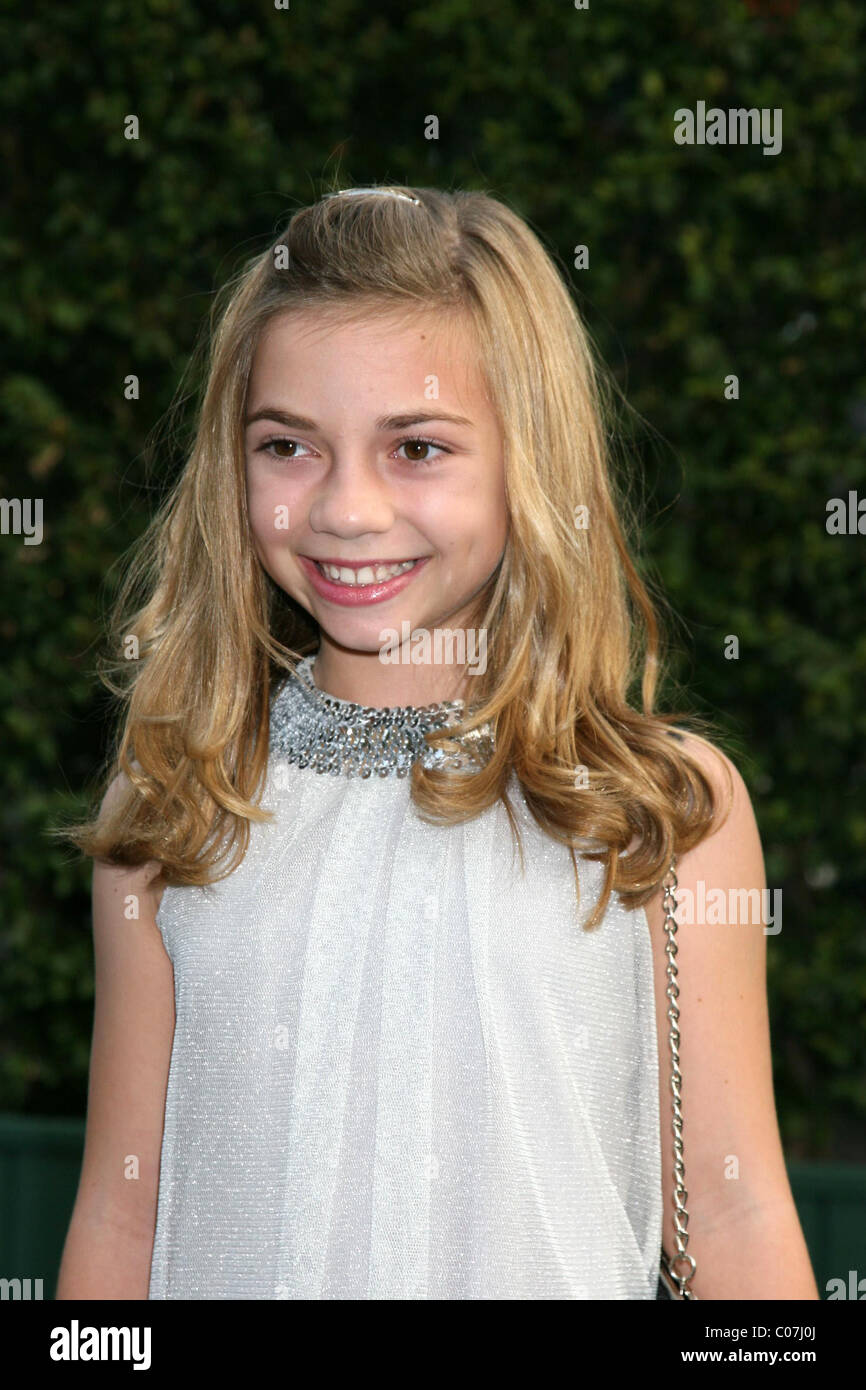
[253,300,481,366]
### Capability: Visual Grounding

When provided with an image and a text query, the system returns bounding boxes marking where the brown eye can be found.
[395,436,449,465]
[404,439,430,461]
[259,437,311,460]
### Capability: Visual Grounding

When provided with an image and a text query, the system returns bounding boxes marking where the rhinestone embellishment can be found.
[269,655,495,778]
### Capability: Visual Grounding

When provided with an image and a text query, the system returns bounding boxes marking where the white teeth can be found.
[317,559,418,585]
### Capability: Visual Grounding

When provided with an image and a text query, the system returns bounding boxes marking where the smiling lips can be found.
[298,554,430,606]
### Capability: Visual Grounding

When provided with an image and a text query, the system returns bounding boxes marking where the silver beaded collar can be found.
[269,654,495,778]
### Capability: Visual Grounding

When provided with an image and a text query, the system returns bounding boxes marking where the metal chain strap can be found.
[660,857,699,1299]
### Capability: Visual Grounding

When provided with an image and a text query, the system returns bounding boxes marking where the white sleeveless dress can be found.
[147,656,663,1299]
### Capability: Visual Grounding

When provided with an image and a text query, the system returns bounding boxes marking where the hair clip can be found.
[322,187,421,206]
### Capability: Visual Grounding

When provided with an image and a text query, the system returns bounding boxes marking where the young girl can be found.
[56,185,817,1301]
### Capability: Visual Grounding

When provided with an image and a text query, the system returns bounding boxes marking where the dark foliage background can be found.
[1,0,864,1156]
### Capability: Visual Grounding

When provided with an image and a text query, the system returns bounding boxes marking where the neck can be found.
[311,633,484,708]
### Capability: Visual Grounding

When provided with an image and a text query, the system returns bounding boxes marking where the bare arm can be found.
[644,738,819,1300]
[55,823,173,1299]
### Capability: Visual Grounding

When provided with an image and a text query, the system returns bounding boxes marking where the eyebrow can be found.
[244,406,474,432]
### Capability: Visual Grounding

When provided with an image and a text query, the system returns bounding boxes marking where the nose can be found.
[307,451,396,538]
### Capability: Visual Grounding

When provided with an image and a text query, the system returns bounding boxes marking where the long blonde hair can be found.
[59,184,729,928]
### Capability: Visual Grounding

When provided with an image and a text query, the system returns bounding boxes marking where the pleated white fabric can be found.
[147,679,663,1300]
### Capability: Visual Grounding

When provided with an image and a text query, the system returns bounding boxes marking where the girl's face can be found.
[244,303,509,704]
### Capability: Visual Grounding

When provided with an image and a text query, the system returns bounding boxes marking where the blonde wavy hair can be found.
[59,183,730,929]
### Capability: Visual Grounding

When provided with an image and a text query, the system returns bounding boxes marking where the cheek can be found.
[249,504,293,573]
[460,488,508,562]
[246,487,275,549]
[247,463,311,533]
[246,470,291,547]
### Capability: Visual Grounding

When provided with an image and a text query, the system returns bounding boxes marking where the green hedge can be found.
[1,0,864,1155]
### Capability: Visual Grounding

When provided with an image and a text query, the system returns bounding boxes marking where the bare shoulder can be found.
[94,771,167,917]
[669,731,764,884]
[646,731,767,971]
